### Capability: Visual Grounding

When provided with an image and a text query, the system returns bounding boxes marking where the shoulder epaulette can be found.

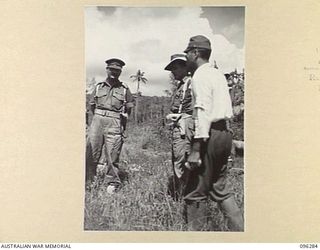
[94,82,106,94]
[121,82,129,89]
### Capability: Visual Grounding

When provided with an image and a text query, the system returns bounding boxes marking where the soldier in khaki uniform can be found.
[86,58,134,193]
[164,54,194,200]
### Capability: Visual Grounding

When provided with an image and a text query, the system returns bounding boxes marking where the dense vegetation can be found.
[84,70,244,231]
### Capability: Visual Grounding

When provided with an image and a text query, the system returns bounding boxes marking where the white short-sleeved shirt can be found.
[192,62,233,138]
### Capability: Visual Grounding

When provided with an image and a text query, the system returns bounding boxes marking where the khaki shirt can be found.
[90,80,134,113]
[170,76,193,115]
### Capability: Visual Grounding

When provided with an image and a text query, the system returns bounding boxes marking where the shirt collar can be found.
[193,62,212,78]
[105,78,121,87]
[196,62,210,71]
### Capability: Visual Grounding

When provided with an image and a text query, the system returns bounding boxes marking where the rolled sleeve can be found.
[88,85,97,113]
[194,108,210,139]
[125,88,134,110]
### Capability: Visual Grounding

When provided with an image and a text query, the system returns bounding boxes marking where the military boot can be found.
[219,195,244,231]
[184,200,208,231]
[85,163,97,189]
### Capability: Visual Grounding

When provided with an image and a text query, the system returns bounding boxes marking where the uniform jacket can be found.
[90,80,134,113]
[170,76,193,115]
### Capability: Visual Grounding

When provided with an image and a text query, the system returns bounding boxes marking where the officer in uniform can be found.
[164,54,193,200]
[86,58,134,193]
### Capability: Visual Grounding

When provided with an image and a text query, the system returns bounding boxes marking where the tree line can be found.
[86,68,244,139]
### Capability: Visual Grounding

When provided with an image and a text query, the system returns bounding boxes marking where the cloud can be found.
[85,7,244,96]
[221,17,245,47]
[222,22,242,39]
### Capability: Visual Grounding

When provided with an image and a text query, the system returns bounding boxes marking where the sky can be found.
[85,7,245,96]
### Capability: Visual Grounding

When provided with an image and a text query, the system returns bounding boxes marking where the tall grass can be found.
[84,122,244,231]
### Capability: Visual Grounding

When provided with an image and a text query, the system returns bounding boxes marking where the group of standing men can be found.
[86,35,244,231]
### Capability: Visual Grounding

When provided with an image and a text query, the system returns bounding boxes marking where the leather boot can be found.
[219,195,244,231]
[184,200,208,231]
[86,163,97,184]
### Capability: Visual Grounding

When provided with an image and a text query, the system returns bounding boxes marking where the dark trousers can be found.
[184,121,244,231]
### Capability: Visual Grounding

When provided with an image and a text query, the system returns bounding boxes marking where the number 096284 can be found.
[300,244,318,248]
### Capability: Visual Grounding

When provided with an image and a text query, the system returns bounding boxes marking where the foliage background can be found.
[84,71,244,231]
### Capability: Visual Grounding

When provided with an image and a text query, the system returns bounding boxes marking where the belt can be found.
[172,111,193,115]
[94,108,121,119]
[184,111,193,115]
[210,120,227,131]
[180,113,193,119]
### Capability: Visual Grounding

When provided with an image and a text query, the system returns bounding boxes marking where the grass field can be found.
[84,121,244,231]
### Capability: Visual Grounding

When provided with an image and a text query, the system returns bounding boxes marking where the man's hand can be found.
[186,139,202,171]
[166,113,182,122]
[186,150,202,171]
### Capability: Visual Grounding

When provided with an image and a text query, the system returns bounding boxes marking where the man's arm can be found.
[186,72,212,170]
[192,72,211,139]
[125,87,134,116]
[88,85,96,114]
[186,108,206,171]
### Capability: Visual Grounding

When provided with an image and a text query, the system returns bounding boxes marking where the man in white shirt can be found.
[183,35,244,231]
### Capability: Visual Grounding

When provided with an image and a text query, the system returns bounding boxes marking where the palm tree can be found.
[130,69,148,93]
[130,70,148,123]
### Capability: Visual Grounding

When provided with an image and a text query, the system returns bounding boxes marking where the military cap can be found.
[105,58,125,70]
[164,54,187,71]
[184,35,211,53]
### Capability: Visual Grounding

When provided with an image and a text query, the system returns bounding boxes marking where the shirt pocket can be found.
[111,90,125,110]
[186,118,195,140]
[94,88,109,105]
[172,126,181,140]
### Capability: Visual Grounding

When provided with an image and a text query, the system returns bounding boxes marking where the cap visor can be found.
[164,62,173,71]
[107,65,122,70]
[183,47,191,53]
[164,58,186,71]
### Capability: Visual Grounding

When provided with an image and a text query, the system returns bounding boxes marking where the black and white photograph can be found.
[85,6,245,231]
[3,0,320,245]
